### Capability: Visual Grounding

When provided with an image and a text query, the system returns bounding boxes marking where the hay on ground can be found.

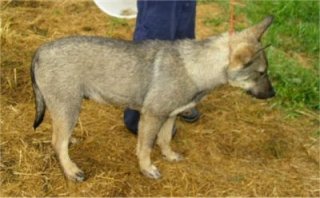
[1,1,319,196]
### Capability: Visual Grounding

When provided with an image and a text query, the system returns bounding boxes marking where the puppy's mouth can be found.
[246,87,276,99]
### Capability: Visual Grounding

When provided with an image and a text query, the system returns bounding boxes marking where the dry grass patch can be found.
[1,1,319,196]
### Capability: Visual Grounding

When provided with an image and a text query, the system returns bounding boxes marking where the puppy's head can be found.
[227,16,275,99]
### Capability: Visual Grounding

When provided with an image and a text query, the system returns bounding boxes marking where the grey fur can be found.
[31,16,275,181]
[31,52,45,128]
[33,37,198,116]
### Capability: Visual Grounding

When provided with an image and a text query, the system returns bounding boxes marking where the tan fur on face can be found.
[228,16,273,70]
[229,42,256,69]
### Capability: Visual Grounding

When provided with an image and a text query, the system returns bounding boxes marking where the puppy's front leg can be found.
[157,116,183,162]
[137,113,165,179]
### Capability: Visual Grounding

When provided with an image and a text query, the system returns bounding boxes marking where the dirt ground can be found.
[0,0,319,197]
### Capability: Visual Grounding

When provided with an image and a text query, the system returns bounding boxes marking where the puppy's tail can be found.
[31,52,46,129]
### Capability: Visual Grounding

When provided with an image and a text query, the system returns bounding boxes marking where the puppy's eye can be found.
[258,71,265,76]
[244,60,253,68]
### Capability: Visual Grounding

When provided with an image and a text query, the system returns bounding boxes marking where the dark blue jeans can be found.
[124,0,196,133]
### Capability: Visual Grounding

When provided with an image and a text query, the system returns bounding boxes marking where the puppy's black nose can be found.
[269,87,276,98]
[246,87,276,99]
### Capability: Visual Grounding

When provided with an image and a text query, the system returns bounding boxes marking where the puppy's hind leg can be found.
[137,113,165,179]
[157,116,183,162]
[50,101,84,182]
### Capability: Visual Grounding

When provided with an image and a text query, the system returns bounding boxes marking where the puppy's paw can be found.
[66,170,85,182]
[164,152,184,162]
[64,163,85,182]
[141,165,161,179]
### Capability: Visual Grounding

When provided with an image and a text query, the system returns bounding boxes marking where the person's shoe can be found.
[179,108,200,123]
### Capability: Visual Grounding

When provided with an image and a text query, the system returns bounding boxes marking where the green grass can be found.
[204,17,224,26]
[268,48,319,111]
[241,0,319,67]
[213,0,320,113]
[311,129,320,138]
[105,18,131,36]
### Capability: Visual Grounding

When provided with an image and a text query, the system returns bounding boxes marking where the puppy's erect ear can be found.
[230,43,271,70]
[249,16,274,40]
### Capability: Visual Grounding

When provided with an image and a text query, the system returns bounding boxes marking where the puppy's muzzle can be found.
[247,86,275,99]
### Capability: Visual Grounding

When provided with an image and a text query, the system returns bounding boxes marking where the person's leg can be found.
[124,0,199,134]
[175,0,196,39]
[175,0,200,123]
[124,0,178,133]
[134,0,179,41]
[123,108,140,134]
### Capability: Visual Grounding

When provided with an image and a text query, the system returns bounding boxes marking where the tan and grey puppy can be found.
[31,16,275,181]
